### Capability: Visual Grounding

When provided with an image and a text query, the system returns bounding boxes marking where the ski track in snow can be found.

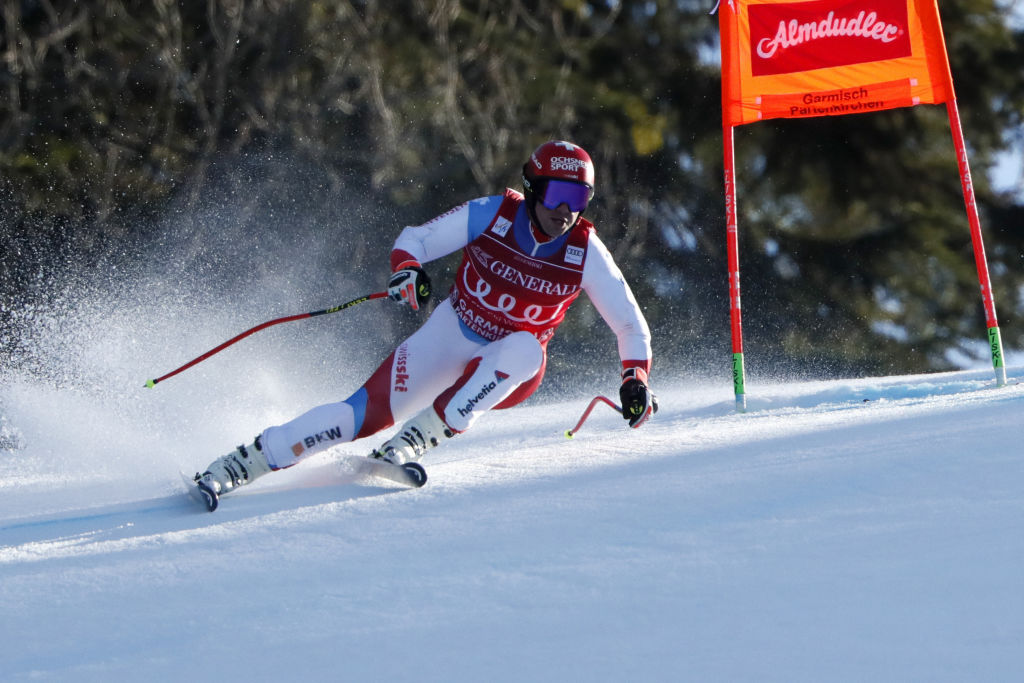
[1,366,1023,681]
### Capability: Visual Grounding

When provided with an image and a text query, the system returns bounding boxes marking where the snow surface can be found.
[2,353,1022,680]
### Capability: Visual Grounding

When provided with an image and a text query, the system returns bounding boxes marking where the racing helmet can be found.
[522,140,595,216]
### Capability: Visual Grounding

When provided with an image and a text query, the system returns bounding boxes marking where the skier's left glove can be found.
[620,367,658,428]
[388,261,432,311]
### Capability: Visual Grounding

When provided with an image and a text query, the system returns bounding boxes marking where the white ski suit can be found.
[259,189,652,470]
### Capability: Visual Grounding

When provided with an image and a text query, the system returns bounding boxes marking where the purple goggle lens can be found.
[540,180,593,212]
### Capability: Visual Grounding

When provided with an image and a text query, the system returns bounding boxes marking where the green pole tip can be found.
[564,429,574,439]
[145,379,156,389]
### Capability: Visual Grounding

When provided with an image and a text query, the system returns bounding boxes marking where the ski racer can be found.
[195,140,656,503]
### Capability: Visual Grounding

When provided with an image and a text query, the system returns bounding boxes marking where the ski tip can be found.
[196,479,219,512]
[401,461,428,488]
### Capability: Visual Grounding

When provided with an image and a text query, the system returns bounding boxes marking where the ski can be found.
[359,458,428,488]
[180,471,219,512]
[180,459,426,512]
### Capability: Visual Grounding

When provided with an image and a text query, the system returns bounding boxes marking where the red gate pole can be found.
[946,98,1007,386]
[724,124,747,411]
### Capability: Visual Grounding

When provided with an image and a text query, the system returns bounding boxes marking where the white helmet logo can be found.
[549,156,589,173]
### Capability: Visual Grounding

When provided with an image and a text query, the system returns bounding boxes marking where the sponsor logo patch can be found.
[549,156,590,175]
[456,371,509,418]
[749,0,911,76]
[393,343,410,393]
[291,425,345,458]
[492,217,512,237]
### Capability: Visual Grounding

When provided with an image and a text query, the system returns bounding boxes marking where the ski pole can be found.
[144,291,388,388]
[564,395,621,438]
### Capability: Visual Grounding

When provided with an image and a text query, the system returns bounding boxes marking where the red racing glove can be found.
[388,261,432,311]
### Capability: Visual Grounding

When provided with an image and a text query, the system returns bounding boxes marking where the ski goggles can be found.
[540,179,594,212]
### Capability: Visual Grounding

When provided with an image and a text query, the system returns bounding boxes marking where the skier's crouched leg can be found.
[371,332,543,465]
[434,331,544,433]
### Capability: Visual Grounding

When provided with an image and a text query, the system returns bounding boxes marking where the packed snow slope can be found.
[1,356,1022,681]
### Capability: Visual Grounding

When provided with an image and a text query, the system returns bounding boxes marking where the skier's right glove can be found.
[388,261,432,311]
[620,367,658,428]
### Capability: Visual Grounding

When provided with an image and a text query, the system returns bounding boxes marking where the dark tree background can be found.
[2,0,1022,383]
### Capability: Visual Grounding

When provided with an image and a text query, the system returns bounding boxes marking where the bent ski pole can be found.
[564,395,621,438]
[144,291,388,388]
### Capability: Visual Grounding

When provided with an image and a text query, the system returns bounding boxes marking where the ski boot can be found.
[195,437,272,511]
[369,407,454,465]
[364,409,452,489]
